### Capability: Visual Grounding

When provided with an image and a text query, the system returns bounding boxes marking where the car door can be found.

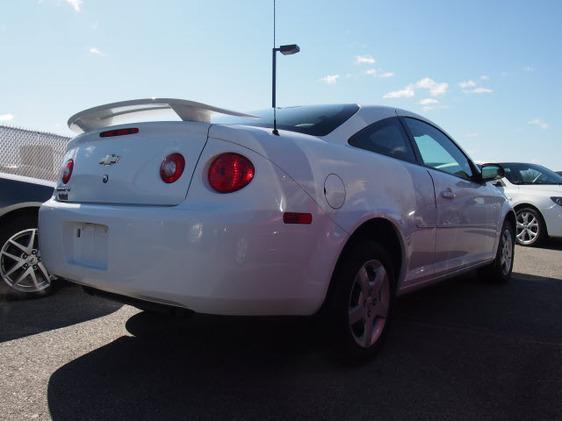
[402,117,499,273]
[348,117,437,286]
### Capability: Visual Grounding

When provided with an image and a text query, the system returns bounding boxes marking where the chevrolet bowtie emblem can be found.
[99,154,120,166]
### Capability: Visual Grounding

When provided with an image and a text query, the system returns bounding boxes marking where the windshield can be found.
[213,104,359,136]
[501,162,562,185]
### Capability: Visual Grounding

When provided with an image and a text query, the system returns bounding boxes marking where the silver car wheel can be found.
[348,259,390,349]
[516,211,540,245]
[0,228,51,293]
[499,228,513,276]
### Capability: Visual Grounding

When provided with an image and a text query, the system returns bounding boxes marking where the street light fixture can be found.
[272,43,300,135]
[278,44,300,56]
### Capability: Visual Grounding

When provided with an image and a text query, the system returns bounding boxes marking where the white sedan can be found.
[39,98,514,358]
[493,162,562,246]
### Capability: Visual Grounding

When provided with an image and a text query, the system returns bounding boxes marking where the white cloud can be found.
[354,55,375,65]
[378,71,394,78]
[64,0,82,12]
[459,80,477,90]
[365,68,394,78]
[523,65,534,72]
[528,118,549,129]
[480,75,490,80]
[383,77,447,99]
[383,85,415,99]
[88,47,104,56]
[0,113,14,122]
[416,77,448,97]
[383,77,448,100]
[471,87,493,94]
[459,79,493,94]
[419,98,439,106]
[320,74,339,85]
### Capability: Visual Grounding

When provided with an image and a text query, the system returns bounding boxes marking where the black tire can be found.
[480,220,515,283]
[326,240,395,360]
[0,212,58,299]
[515,207,546,246]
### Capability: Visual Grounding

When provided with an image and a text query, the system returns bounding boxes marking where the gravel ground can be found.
[1,242,561,421]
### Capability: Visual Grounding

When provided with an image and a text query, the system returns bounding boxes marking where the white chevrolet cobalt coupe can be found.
[40,99,515,358]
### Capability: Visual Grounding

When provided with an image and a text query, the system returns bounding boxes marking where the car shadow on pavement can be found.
[0,284,122,343]
[538,239,562,251]
[47,273,562,421]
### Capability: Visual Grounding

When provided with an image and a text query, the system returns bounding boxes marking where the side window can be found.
[349,118,416,163]
[404,118,474,180]
[519,167,542,183]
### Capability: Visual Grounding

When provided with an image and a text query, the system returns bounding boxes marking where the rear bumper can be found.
[39,199,345,315]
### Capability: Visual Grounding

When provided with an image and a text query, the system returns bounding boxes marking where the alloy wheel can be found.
[516,211,540,245]
[0,228,51,293]
[348,259,390,348]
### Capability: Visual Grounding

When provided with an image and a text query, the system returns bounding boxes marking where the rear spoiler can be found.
[67,98,256,133]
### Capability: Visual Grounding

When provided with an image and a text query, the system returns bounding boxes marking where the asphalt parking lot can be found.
[1,243,562,421]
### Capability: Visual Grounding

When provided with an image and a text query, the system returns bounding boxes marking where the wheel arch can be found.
[0,203,41,227]
[320,217,405,312]
[505,209,516,231]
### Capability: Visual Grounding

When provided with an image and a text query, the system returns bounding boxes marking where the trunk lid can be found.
[60,121,209,205]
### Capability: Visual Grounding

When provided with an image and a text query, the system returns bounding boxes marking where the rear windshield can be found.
[501,162,562,185]
[213,104,359,136]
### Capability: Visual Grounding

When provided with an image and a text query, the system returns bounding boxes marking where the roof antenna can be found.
[272,0,279,135]
[271,0,300,136]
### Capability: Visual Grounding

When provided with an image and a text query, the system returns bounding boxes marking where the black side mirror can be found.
[480,163,505,182]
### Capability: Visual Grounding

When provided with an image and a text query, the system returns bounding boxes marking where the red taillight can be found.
[61,159,74,184]
[100,127,139,137]
[283,212,313,224]
[160,153,185,183]
[208,153,255,193]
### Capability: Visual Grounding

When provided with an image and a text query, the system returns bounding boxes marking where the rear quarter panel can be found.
[208,124,437,287]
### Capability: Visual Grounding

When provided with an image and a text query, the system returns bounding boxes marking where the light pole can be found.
[272,43,300,135]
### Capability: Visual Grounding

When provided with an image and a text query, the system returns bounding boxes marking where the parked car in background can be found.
[40,98,515,358]
[492,162,562,246]
[0,125,69,297]
[0,173,58,297]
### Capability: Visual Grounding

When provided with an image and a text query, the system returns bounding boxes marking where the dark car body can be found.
[0,173,54,216]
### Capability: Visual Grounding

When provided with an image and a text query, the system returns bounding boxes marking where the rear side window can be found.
[348,117,416,163]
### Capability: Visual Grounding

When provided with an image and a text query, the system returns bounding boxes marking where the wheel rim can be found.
[348,259,390,349]
[0,228,51,293]
[516,211,540,245]
[499,228,513,276]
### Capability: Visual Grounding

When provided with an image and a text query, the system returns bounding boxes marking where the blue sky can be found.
[1,0,561,169]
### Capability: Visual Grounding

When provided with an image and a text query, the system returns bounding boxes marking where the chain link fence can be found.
[0,125,71,182]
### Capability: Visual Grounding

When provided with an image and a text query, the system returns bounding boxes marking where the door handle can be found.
[441,188,456,199]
